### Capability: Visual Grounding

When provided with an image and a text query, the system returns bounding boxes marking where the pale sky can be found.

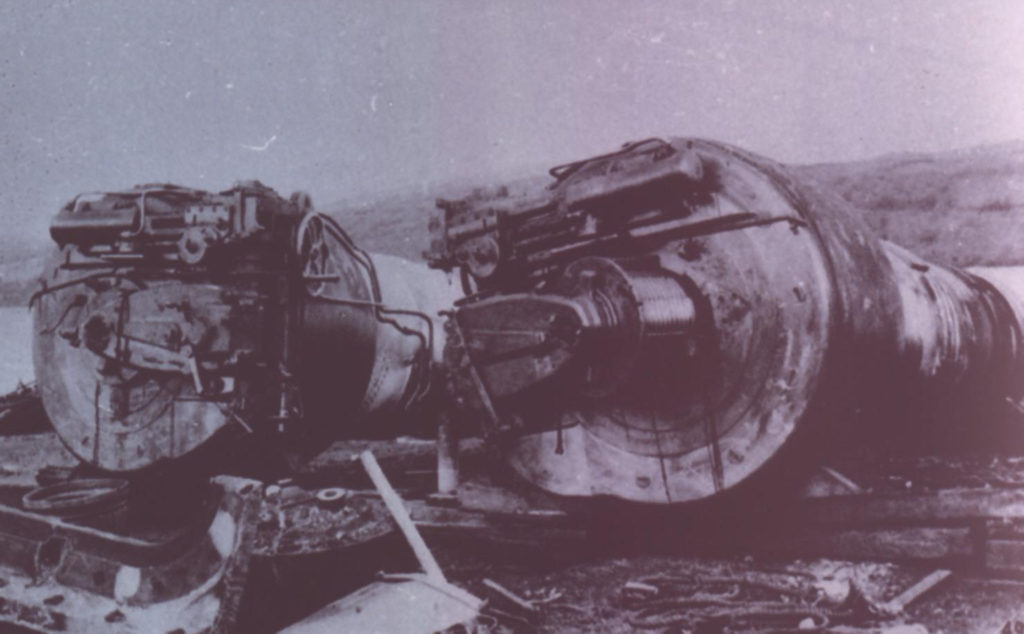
[2,0,1023,248]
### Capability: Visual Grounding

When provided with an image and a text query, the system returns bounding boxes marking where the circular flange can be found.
[503,140,837,504]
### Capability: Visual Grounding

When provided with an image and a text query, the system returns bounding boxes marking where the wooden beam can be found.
[986,539,1024,575]
[360,451,447,583]
[799,488,1024,524]
[878,569,952,615]
[729,526,974,563]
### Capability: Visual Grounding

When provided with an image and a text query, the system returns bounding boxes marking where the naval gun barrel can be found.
[33,183,461,472]
[430,138,1024,504]
[28,141,1024,506]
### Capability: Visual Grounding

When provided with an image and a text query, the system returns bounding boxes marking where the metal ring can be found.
[22,478,130,514]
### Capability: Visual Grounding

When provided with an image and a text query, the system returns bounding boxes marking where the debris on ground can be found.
[2,413,1024,632]
[280,451,486,633]
[483,577,540,622]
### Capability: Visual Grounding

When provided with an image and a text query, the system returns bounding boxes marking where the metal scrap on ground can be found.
[279,451,485,633]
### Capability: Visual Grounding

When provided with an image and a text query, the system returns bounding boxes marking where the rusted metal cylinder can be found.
[34,183,300,471]
[292,213,461,451]
[880,244,1021,407]
[437,138,1024,504]
[968,267,1024,346]
[33,186,461,472]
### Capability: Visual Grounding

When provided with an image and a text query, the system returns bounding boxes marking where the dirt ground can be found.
[419,452,1024,633]
[440,551,1024,633]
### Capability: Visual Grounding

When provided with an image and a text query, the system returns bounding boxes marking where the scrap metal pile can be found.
[1,137,1023,631]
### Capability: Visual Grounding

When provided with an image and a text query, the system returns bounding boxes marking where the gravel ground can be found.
[441,550,1024,633]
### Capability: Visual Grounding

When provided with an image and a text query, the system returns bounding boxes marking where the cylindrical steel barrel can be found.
[33,189,462,472]
[495,138,1024,504]
[290,213,461,451]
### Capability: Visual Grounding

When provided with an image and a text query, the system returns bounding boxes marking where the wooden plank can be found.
[413,499,977,566]
[800,488,1024,524]
[801,466,865,497]
[985,539,1024,575]
[360,451,447,583]
[411,509,586,547]
[736,526,974,563]
[482,578,538,615]
[878,569,951,615]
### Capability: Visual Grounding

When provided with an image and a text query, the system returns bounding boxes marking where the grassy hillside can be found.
[0,245,48,308]
[322,174,543,263]
[2,140,1023,306]
[795,141,1024,267]
[321,183,460,263]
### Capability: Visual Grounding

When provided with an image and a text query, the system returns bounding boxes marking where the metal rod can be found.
[360,450,446,582]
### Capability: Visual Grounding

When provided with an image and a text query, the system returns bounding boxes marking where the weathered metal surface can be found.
[430,137,1024,505]
[289,216,460,451]
[35,276,271,471]
[26,141,1024,513]
[877,242,1023,439]
[34,183,301,472]
[0,475,260,633]
[279,573,484,634]
[33,182,461,471]
[430,139,837,503]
